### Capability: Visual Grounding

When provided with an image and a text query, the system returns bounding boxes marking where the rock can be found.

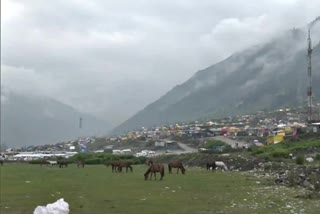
[306,157,314,163]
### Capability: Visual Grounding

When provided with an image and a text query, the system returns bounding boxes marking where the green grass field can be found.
[0,163,319,214]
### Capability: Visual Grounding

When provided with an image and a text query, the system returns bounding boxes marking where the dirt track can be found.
[211,136,247,148]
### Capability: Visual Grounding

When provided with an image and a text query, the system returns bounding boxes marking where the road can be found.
[152,137,245,157]
[210,136,247,148]
[177,142,198,153]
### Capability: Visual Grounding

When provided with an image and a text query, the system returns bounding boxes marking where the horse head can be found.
[144,172,149,180]
[181,167,186,174]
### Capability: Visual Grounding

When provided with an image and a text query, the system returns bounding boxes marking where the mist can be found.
[1,0,320,126]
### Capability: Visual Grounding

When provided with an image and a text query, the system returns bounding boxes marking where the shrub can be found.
[85,158,102,165]
[29,159,45,164]
[271,149,290,158]
[204,140,226,149]
[253,149,265,155]
[296,155,304,165]
[264,155,271,162]
[287,171,298,187]
[316,154,320,161]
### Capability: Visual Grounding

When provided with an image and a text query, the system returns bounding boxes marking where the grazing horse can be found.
[206,162,216,171]
[168,162,186,174]
[110,161,133,173]
[117,161,133,173]
[40,159,48,167]
[144,164,165,180]
[58,160,68,168]
[47,161,58,166]
[207,161,228,171]
[215,161,228,171]
[110,161,119,172]
[146,160,153,166]
[77,160,85,168]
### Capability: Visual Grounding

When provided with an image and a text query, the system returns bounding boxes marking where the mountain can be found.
[1,91,112,147]
[113,26,320,134]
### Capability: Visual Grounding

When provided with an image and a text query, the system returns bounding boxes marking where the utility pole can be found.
[307,27,313,123]
[79,117,82,129]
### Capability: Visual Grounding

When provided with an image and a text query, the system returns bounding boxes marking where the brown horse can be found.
[77,160,85,168]
[110,161,133,173]
[110,161,119,172]
[168,162,186,174]
[144,164,165,180]
[40,159,48,167]
[118,161,133,173]
[146,160,153,166]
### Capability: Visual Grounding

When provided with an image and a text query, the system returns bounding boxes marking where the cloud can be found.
[1,0,319,125]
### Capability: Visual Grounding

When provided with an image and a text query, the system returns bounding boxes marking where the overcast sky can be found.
[1,0,319,126]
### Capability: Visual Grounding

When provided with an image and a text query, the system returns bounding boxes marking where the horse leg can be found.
[177,168,179,174]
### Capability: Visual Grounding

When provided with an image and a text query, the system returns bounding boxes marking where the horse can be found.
[40,159,48,167]
[57,160,68,168]
[207,161,228,171]
[206,162,216,171]
[144,164,165,180]
[215,161,228,171]
[110,161,133,173]
[168,162,186,174]
[146,160,153,166]
[110,161,119,172]
[47,160,58,166]
[0,155,5,166]
[117,161,133,173]
[77,160,85,168]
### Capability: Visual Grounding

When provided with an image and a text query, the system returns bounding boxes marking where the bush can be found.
[132,156,147,165]
[252,148,265,155]
[85,158,102,165]
[316,154,320,161]
[29,159,45,164]
[264,155,271,162]
[204,140,226,149]
[271,149,290,158]
[296,155,304,165]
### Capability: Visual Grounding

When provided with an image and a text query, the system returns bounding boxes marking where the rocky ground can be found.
[152,153,320,194]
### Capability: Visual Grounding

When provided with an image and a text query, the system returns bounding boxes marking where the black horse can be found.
[0,155,5,166]
[206,162,216,171]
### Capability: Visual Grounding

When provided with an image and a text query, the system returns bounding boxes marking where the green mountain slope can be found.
[113,28,320,134]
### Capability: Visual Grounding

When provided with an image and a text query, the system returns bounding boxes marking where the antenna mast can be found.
[307,27,313,123]
[79,117,82,129]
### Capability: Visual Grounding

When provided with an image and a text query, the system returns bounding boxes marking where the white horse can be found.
[214,161,228,171]
[47,161,58,166]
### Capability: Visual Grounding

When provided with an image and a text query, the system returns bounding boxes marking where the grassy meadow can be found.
[0,163,319,214]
